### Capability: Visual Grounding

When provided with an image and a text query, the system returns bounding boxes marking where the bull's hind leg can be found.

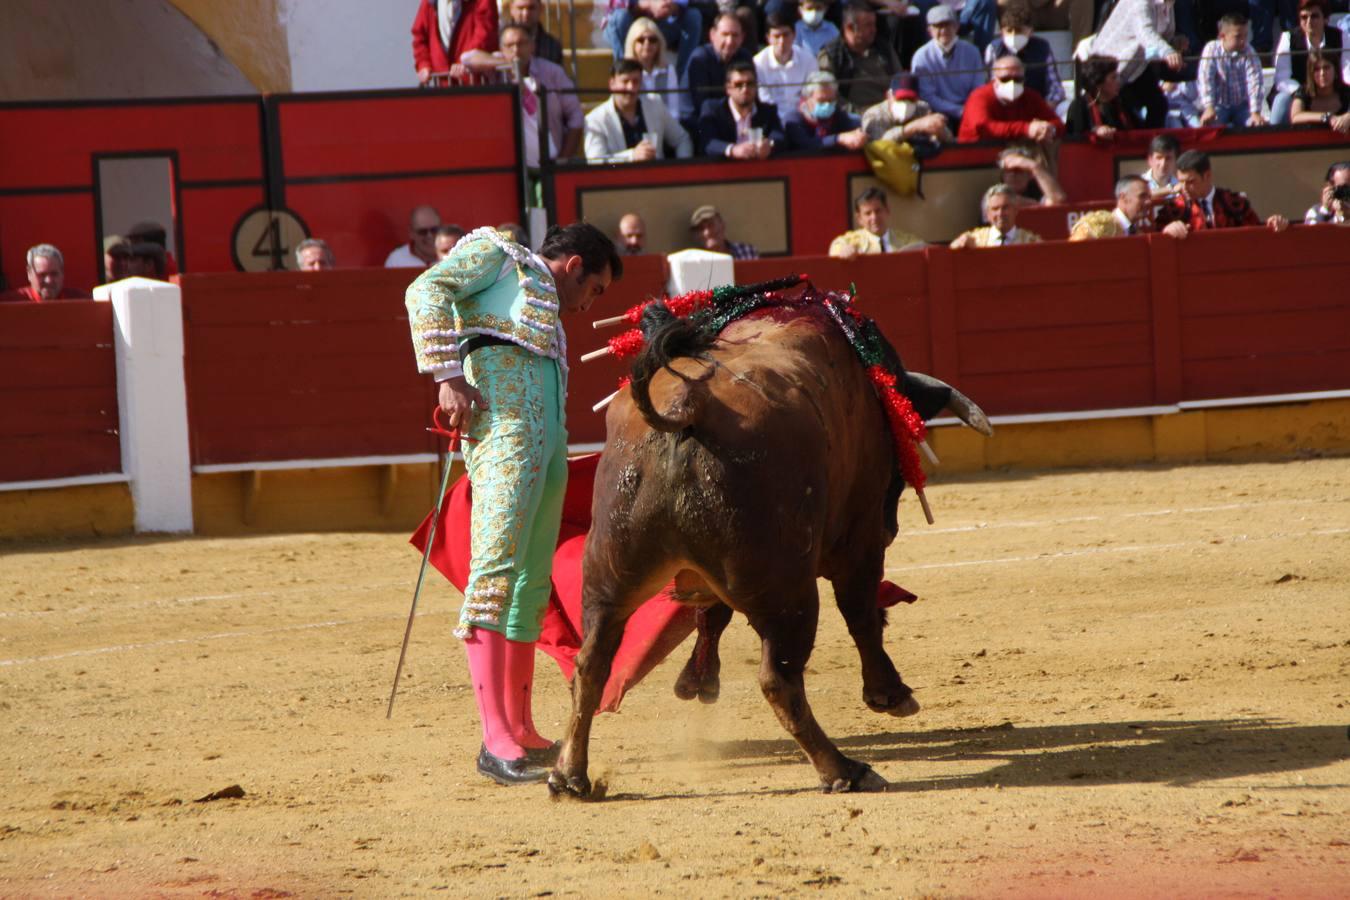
[548,592,631,799]
[746,593,888,793]
[673,603,733,703]
[829,548,919,718]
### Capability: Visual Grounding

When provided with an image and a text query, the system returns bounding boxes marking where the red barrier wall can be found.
[0,301,120,482]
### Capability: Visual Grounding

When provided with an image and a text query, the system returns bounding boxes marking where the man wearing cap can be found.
[829,187,924,258]
[689,206,758,259]
[861,73,954,146]
[956,53,1062,145]
[2,244,90,302]
[102,235,133,283]
[910,5,986,132]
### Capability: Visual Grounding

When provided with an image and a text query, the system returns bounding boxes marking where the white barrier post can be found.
[665,249,734,296]
[93,278,194,533]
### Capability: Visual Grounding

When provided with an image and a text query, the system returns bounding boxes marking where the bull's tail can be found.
[628,303,717,433]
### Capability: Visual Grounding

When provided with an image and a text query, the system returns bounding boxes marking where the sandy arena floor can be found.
[1,458,1348,898]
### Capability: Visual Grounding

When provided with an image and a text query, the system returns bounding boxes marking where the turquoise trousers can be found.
[456,345,568,642]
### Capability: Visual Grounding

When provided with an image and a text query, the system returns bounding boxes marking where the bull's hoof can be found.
[822,761,889,794]
[673,670,699,701]
[697,679,720,704]
[864,686,920,717]
[674,668,720,704]
[546,769,592,799]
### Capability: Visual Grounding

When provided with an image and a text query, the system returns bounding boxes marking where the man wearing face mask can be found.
[794,0,841,58]
[982,5,1065,111]
[861,72,954,146]
[785,71,869,150]
[910,5,985,132]
[956,54,1063,145]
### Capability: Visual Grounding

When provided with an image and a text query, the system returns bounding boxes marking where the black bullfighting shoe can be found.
[523,741,561,767]
[476,745,549,786]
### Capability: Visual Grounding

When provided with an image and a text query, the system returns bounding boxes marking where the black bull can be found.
[549,304,989,796]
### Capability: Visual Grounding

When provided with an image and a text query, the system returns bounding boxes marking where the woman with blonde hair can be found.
[624,17,680,118]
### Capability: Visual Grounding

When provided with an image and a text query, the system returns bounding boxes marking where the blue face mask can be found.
[812,100,836,120]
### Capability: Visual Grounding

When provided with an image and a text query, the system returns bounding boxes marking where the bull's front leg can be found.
[548,599,627,799]
[673,603,733,703]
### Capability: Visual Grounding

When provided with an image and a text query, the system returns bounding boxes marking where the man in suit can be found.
[829,187,924,257]
[1069,176,1154,240]
[950,184,1043,248]
[585,59,694,163]
[1156,150,1289,238]
[697,60,786,159]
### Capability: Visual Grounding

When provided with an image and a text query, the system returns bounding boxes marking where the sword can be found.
[386,411,465,719]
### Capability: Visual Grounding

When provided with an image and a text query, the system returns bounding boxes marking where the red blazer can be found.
[957,84,1065,143]
[1155,187,1261,231]
[411,0,499,78]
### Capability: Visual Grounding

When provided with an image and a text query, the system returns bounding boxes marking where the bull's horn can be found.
[946,388,993,437]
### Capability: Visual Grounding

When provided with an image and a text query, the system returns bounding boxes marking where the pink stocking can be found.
[504,638,553,749]
[463,629,524,759]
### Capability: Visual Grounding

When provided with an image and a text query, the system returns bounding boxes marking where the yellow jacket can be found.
[950,226,1041,248]
[828,227,925,257]
[1069,209,1129,241]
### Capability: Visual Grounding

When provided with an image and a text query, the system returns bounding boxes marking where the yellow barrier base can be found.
[2,399,1346,540]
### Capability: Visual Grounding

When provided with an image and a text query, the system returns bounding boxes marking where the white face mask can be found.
[891,100,916,122]
[994,79,1024,103]
[801,7,824,25]
[1003,31,1028,52]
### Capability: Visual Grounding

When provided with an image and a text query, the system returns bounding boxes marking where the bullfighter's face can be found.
[1177,167,1213,203]
[855,198,890,236]
[553,255,612,314]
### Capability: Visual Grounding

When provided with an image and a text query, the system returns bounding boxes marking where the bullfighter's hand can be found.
[1266,214,1289,233]
[1161,221,1189,239]
[439,376,489,430]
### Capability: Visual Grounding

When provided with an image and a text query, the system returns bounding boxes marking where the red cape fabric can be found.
[410,454,696,712]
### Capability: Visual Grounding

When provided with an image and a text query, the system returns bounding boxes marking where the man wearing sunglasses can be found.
[697,60,786,158]
[385,204,444,268]
[956,54,1063,146]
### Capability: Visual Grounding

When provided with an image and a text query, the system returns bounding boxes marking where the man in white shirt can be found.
[585,59,693,163]
[754,12,819,121]
[385,205,442,268]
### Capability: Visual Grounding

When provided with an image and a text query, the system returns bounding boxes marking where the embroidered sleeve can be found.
[404,236,506,376]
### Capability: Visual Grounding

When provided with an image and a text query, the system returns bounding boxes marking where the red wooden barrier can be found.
[1016,200,1115,241]
[0,301,120,482]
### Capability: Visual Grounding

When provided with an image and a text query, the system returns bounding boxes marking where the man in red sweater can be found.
[1,245,89,303]
[411,0,501,85]
[957,54,1063,146]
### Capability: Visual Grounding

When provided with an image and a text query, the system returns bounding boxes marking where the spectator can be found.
[755,12,820,121]
[616,212,648,254]
[1290,52,1350,132]
[860,72,954,146]
[1304,161,1350,224]
[911,5,986,132]
[607,0,703,79]
[828,187,924,257]
[950,184,1043,246]
[102,235,132,282]
[997,143,1067,205]
[498,222,530,245]
[294,238,335,271]
[1142,132,1181,199]
[1270,0,1345,125]
[1161,77,1204,127]
[508,0,563,64]
[127,242,167,278]
[411,0,500,85]
[983,4,1065,112]
[127,220,179,275]
[784,71,869,150]
[795,0,841,58]
[697,60,786,157]
[1328,183,1350,224]
[586,59,694,163]
[2,245,89,302]
[1197,13,1266,127]
[683,13,753,122]
[1156,150,1289,236]
[625,17,682,119]
[818,3,903,113]
[435,225,466,259]
[956,54,1063,144]
[1069,175,1154,239]
[1090,0,1188,129]
[387,205,442,268]
[961,0,1095,53]
[689,205,759,258]
[499,23,584,161]
[1065,55,1139,138]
